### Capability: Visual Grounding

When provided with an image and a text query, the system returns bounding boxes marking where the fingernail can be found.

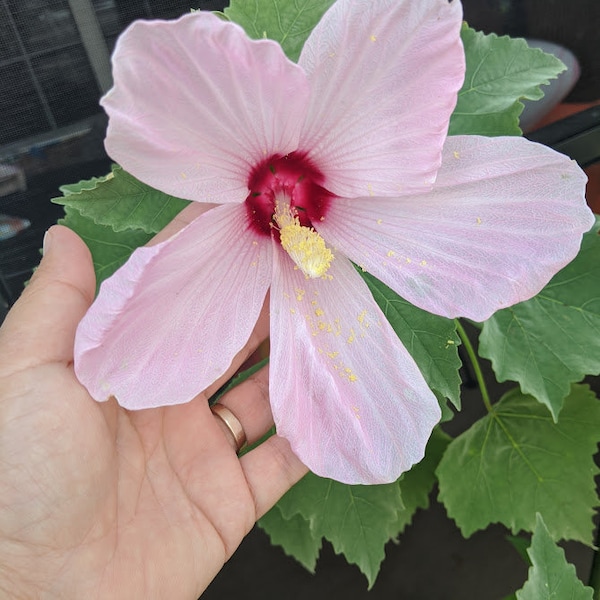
[42,228,53,256]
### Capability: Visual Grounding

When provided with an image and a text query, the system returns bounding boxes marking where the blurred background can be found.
[0,1,598,597]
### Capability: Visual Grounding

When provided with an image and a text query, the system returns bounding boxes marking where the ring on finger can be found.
[210,403,247,453]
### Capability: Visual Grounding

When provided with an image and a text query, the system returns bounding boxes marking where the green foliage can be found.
[480,217,600,419]
[515,514,593,600]
[260,429,449,586]
[258,506,322,572]
[361,271,462,411]
[437,385,600,545]
[53,164,190,290]
[276,474,403,587]
[53,164,190,234]
[224,0,335,62]
[389,428,451,536]
[59,207,152,290]
[449,24,565,136]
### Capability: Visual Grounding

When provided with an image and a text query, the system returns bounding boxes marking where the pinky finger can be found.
[239,434,308,519]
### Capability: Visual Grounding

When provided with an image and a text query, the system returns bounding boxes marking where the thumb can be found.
[0,225,96,372]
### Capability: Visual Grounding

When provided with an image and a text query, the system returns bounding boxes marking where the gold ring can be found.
[210,403,247,453]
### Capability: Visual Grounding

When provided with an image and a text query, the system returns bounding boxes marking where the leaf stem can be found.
[455,320,494,413]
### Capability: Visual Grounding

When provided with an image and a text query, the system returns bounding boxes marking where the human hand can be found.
[0,222,306,599]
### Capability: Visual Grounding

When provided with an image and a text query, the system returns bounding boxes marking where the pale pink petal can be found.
[269,249,441,484]
[298,0,464,198]
[74,205,271,408]
[102,12,309,204]
[316,136,593,322]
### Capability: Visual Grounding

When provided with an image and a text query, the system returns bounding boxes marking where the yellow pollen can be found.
[275,203,334,279]
[370,34,377,42]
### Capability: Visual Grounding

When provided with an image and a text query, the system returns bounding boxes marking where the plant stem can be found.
[455,320,494,413]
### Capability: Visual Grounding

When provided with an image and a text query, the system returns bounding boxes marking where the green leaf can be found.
[390,428,450,535]
[506,534,533,567]
[361,271,462,411]
[58,170,114,194]
[516,514,593,600]
[479,217,600,420]
[449,24,565,136]
[258,506,322,572]
[53,164,190,234]
[224,0,335,62]
[274,430,448,586]
[437,385,600,545]
[59,206,152,290]
[276,472,403,587]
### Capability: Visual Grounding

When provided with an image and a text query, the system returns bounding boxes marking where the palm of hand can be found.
[0,226,305,599]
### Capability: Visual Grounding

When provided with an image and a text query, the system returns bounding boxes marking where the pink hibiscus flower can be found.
[74,0,593,484]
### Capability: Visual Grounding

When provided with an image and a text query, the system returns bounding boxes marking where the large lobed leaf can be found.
[53,164,189,234]
[258,507,322,573]
[449,24,565,136]
[515,514,593,600]
[223,0,335,62]
[479,217,600,420]
[437,385,600,545]
[59,207,152,291]
[259,429,449,586]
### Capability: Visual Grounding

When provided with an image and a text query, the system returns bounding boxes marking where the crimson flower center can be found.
[245,152,332,237]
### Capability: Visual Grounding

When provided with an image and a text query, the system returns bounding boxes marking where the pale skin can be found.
[0,210,307,599]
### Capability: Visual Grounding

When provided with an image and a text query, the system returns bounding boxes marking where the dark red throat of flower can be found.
[245,152,333,237]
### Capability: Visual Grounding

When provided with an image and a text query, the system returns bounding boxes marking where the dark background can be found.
[0,1,598,598]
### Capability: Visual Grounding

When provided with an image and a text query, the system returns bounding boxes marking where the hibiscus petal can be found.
[298,0,464,198]
[102,12,309,204]
[316,136,594,321]
[74,204,272,408]
[269,249,441,484]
